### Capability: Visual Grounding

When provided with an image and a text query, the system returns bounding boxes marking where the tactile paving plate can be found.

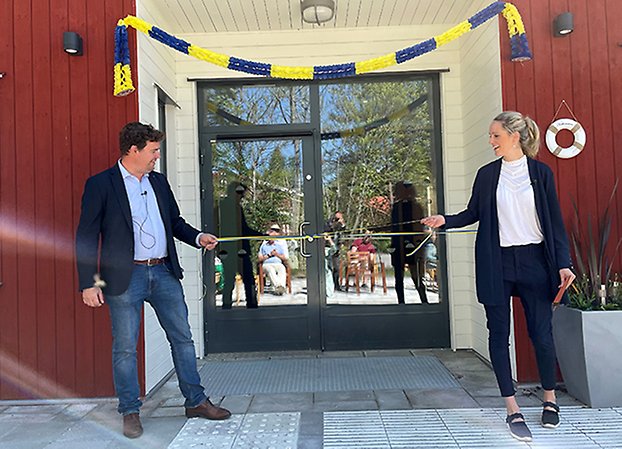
[168,412,299,449]
[323,407,622,448]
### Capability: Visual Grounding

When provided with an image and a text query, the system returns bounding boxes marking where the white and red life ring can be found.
[545,118,586,159]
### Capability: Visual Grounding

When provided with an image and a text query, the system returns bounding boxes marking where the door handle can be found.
[299,221,311,258]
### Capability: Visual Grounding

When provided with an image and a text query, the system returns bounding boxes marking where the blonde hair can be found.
[493,111,540,158]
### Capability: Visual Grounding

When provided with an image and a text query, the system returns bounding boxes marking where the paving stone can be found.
[149,406,186,417]
[365,349,415,358]
[374,390,411,410]
[312,401,379,412]
[470,393,542,409]
[44,440,116,449]
[0,442,50,449]
[317,351,364,358]
[314,390,375,403]
[219,395,253,414]
[296,434,323,449]
[5,404,67,415]
[160,396,186,408]
[297,411,323,437]
[404,388,479,409]
[0,421,70,444]
[61,403,99,420]
[0,411,56,423]
[248,393,313,413]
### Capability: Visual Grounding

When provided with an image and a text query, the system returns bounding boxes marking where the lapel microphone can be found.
[141,191,147,196]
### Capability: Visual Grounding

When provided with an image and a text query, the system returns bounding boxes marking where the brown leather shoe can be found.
[123,413,143,438]
[185,399,231,420]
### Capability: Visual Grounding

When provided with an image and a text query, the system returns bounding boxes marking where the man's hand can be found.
[82,287,105,307]
[199,233,219,250]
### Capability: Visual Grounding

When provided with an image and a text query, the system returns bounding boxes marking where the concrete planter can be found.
[552,306,622,408]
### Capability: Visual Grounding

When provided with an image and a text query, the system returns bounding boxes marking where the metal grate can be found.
[199,356,459,396]
[323,407,622,448]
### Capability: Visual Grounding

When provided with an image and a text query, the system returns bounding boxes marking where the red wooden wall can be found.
[0,0,139,399]
[500,0,622,381]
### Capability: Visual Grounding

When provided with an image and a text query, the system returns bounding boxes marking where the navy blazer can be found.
[76,164,201,295]
[443,157,571,305]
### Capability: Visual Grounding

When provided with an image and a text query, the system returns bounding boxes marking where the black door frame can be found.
[199,128,325,352]
[197,73,450,353]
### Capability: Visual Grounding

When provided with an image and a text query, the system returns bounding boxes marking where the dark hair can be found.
[394,180,417,201]
[119,122,165,156]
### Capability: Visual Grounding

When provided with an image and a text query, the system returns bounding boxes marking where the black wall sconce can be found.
[63,31,83,55]
[554,12,574,37]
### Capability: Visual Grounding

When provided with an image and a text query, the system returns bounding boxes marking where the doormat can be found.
[198,356,459,396]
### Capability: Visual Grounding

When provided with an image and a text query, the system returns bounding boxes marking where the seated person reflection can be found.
[258,224,289,295]
[350,234,377,267]
[424,231,438,279]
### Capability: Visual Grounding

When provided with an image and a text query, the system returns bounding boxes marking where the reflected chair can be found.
[257,261,292,296]
[344,251,387,295]
[423,258,439,293]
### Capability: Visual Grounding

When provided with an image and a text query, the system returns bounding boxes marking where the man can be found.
[350,234,376,254]
[258,224,289,295]
[350,233,377,271]
[76,122,231,439]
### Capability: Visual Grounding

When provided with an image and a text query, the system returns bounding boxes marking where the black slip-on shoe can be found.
[541,401,560,428]
[506,412,533,442]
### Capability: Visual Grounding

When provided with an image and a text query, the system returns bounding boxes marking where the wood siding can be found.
[0,0,138,399]
[501,0,622,381]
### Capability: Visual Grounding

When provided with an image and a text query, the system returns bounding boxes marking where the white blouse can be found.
[496,156,544,247]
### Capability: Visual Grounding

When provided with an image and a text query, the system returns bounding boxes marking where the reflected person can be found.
[324,211,346,291]
[391,181,428,304]
[219,182,263,308]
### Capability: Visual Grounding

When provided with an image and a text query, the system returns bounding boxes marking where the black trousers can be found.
[484,243,557,397]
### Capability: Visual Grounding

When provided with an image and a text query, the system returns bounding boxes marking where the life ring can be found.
[545,118,586,159]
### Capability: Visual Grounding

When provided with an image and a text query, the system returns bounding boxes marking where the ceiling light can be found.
[301,0,335,25]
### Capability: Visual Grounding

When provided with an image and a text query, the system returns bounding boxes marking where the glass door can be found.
[201,134,324,352]
[197,74,450,353]
[317,77,450,349]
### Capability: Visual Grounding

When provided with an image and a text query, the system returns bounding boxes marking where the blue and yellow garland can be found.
[114,1,531,97]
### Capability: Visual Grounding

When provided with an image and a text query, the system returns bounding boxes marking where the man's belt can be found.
[134,257,167,266]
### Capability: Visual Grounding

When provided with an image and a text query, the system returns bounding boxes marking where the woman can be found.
[421,112,575,442]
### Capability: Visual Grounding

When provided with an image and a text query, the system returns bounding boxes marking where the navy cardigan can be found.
[443,157,571,305]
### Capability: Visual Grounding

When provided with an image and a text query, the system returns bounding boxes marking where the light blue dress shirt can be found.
[118,161,168,260]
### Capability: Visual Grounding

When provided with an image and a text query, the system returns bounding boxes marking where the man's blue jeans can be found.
[106,262,207,415]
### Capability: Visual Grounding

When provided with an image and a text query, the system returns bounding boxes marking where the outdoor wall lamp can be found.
[63,31,83,55]
[301,0,335,24]
[553,12,574,37]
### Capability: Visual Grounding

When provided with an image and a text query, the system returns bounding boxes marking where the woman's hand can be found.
[559,268,576,288]
[421,215,446,228]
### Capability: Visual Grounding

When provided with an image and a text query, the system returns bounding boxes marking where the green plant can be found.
[569,181,622,310]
